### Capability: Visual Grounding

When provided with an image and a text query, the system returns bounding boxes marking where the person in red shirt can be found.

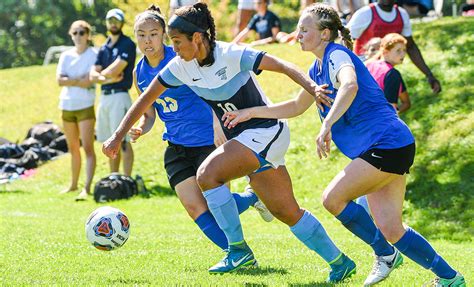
[348,0,441,93]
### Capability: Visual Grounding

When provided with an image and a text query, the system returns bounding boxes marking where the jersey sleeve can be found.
[94,48,104,67]
[399,7,412,37]
[240,46,266,74]
[347,7,371,39]
[270,13,281,29]
[119,40,137,66]
[247,15,258,31]
[157,59,184,88]
[56,52,67,77]
[328,50,355,87]
[383,68,404,103]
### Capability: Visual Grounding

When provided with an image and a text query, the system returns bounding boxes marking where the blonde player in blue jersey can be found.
[222,3,465,287]
[103,2,355,282]
[130,5,273,252]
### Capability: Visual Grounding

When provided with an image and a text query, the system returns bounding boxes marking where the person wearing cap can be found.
[90,8,137,176]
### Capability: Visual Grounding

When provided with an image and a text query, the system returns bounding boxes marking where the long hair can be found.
[368,33,407,62]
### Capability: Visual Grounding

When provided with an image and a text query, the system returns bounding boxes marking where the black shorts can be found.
[164,142,215,190]
[359,143,415,175]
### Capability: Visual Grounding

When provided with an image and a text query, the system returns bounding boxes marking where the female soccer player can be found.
[130,5,272,251]
[104,3,355,282]
[222,4,465,287]
[56,20,97,200]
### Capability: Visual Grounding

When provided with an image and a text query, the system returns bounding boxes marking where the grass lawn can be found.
[0,17,472,286]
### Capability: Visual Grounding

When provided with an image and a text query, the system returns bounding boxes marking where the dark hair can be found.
[304,3,353,51]
[134,4,166,32]
[173,2,216,66]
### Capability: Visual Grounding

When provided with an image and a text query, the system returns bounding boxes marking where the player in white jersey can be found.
[102,3,355,282]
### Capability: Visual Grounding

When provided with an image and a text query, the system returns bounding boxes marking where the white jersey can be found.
[347,3,412,38]
[158,41,278,138]
[56,47,97,111]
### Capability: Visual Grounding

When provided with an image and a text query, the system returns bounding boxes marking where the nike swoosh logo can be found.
[371,152,383,159]
[138,80,146,85]
[251,138,261,144]
[192,78,201,81]
[231,254,252,267]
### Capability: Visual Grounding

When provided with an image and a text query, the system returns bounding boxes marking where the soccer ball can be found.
[85,206,130,251]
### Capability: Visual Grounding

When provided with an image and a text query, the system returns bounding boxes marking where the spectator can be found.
[89,8,136,176]
[348,0,442,93]
[335,0,367,22]
[234,0,255,36]
[363,37,381,61]
[461,0,474,16]
[232,0,287,46]
[396,0,433,16]
[56,20,97,200]
[366,33,411,113]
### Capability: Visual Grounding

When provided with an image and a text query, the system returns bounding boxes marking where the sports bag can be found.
[94,173,138,203]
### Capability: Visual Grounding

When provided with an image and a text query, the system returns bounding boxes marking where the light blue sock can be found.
[394,227,456,279]
[290,210,341,263]
[203,185,244,245]
[233,190,258,214]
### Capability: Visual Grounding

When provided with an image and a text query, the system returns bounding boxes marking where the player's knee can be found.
[378,221,404,243]
[196,165,216,191]
[271,206,303,226]
[322,191,339,215]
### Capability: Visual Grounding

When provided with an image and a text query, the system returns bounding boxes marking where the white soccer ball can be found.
[85,206,130,251]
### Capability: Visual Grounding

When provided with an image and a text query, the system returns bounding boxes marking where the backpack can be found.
[25,121,64,146]
[94,173,138,203]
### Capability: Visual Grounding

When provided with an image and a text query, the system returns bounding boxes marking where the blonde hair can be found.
[68,20,92,35]
[367,33,407,62]
[303,3,353,51]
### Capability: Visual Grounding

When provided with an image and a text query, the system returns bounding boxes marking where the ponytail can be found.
[134,4,166,32]
[172,2,217,66]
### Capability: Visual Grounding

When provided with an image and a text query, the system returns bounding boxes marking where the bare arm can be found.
[223,88,317,128]
[316,66,358,158]
[397,91,411,114]
[232,28,251,44]
[406,36,441,93]
[101,58,128,78]
[89,65,123,84]
[102,77,167,158]
[250,27,280,46]
[212,110,227,147]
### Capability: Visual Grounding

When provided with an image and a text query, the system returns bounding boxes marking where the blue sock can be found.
[336,201,394,256]
[290,210,341,264]
[394,227,456,279]
[233,190,258,214]
[355,195,371,216]
[203,185,244,245]
[194,210,228,250]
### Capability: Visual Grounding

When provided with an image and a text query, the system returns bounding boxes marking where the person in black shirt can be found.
[90,8,136,176]
[232,0,289,46]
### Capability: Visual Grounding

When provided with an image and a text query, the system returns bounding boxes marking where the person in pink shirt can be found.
[366,33,411,114]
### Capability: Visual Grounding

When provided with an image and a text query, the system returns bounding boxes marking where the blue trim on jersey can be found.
[135,45,213,147]
[309,43,414,159]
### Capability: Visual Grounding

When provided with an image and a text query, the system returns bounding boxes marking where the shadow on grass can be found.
[0,188,28,194]
[140,183,175,198]
[107,278,151,285]
[288,282,334,287]
[233,266,289,276]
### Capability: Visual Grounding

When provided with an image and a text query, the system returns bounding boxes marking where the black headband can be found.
[168,15,206,33]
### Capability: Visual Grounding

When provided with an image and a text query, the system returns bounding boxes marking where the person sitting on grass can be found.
[232,0,290,46]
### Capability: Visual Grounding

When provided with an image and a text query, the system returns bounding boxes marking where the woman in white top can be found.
[56,20,97,200]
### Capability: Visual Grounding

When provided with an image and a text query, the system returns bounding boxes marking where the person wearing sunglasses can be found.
[90,8,137,178]
[57,20,97,200]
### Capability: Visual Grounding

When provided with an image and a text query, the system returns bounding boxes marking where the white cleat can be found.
[246,186,274,222]
[364,249,403,286]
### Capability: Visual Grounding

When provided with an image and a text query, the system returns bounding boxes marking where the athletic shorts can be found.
[359,143,416,175]
[96,91,132,143]
[232,121,290,171]
[238,0,255,10]
[164,142,215,190]
[62,106,95,123]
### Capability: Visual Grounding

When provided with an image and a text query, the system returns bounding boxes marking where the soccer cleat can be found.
[208,241,257,274]
[327,253,357,283]
[364,249,403,286]
[430,273,466,287]
[245,185,274,222]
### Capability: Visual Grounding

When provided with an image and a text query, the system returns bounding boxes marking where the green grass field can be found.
[0,17,473,286]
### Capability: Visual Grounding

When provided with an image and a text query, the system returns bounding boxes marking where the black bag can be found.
[94,173,138,203]
[26,121,64,146]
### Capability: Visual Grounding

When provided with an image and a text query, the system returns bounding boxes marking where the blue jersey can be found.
[135,45,214,147]
[309,42,414,159]
[157,41,277,139]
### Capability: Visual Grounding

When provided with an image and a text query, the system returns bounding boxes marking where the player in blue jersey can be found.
[130,5,273,252]
[222,3,465,287]
[103,2,355,282]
